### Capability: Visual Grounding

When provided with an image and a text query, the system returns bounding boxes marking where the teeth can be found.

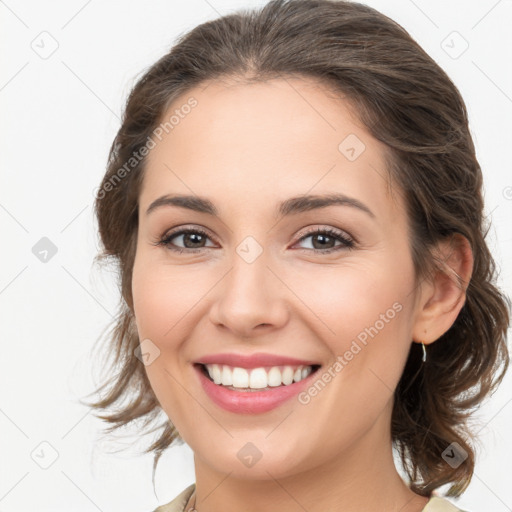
[211,364,222,385]
[204,364,315,389]
[232,367,249,388]
[282,366,294,385]
[221,365,232,386]
[267,367,282,387]
[249,368,267,389]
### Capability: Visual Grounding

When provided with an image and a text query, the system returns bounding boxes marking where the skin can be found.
[131,77,473,512]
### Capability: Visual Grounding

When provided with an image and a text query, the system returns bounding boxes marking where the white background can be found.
[1,0,511,511]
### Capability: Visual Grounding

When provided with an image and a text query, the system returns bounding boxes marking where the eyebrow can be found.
[145,193,375,218]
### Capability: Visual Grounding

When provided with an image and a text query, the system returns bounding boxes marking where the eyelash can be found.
[154,226,355,255]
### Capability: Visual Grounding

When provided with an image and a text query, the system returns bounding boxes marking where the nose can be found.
[208,250,290,338]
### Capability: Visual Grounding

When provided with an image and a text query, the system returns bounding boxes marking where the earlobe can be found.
[412,234,474,344]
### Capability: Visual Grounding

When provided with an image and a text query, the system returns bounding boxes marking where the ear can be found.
[412,233,474,344]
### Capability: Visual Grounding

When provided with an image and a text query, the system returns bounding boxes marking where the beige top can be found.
[153,484,469,512]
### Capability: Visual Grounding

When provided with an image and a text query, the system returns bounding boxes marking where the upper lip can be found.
[194,352,320,369]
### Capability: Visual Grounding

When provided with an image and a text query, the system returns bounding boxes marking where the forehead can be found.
[140,77,401,222]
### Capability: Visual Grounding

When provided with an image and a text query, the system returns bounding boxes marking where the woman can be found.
[87,1,510,510]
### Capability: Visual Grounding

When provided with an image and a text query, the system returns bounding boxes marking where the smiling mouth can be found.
[195,362,321,391]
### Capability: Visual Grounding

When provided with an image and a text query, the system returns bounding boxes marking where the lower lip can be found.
[194,364,319,414]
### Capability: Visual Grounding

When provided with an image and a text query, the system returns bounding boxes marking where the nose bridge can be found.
[210,238,288,335]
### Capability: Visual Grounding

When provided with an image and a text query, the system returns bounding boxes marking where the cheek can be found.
[131,257,211,436]
[289,259,415,401]
[289,260,412,346]
[132,256,212,343]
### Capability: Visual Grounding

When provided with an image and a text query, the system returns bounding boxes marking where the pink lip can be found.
[195,352,320,369]
[194,363,320,414]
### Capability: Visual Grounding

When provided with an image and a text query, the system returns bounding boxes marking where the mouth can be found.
[194,362,322,392]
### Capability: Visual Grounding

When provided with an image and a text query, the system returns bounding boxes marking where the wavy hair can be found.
[85,0,510,497]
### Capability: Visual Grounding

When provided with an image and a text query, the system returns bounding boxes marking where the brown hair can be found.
[85,0,510,498]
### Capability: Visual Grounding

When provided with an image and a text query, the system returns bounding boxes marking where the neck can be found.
[189,410,429,512]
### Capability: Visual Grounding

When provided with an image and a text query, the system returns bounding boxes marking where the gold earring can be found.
[421,341,427,363]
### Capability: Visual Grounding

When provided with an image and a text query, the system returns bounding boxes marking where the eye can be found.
[155,227,217,253]
[154,226,355,255]
[293,227,355,254]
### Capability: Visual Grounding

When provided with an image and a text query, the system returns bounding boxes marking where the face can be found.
[132,77,422,480]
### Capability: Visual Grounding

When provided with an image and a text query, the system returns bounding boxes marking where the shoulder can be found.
[152,483,196,512]
[149,485,470,512]
[423,496,470,512]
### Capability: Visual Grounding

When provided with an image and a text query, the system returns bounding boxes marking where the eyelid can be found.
[294,225,354,243]
[161,224,217,241]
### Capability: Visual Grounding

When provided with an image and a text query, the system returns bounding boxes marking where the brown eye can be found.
[157,228,216,252]
[295,228,354,254]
